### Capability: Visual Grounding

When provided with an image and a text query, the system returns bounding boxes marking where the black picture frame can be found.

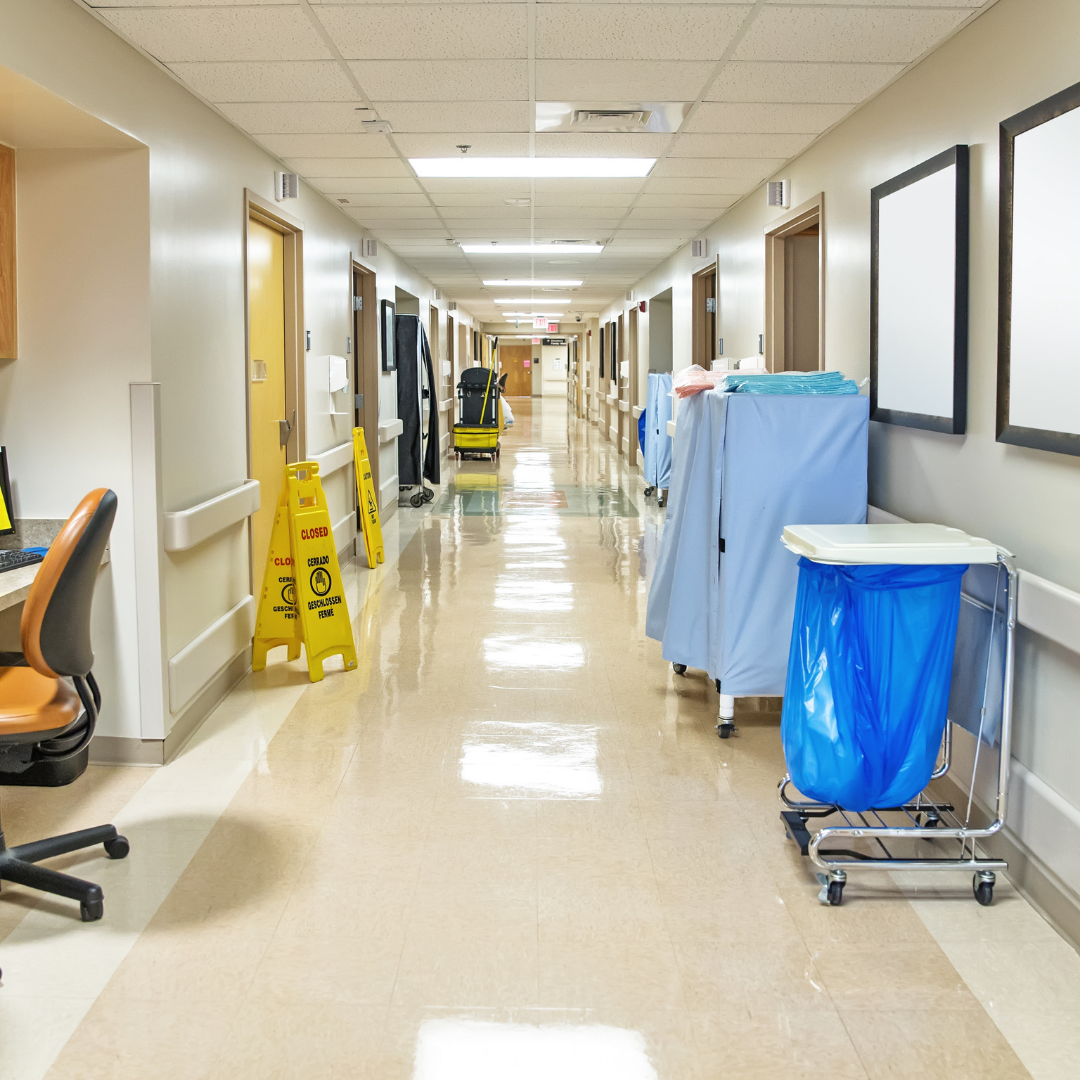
[870,144,969,434]
[381,299,396,372]
[997,80,1080,456]
[599,325,605,380]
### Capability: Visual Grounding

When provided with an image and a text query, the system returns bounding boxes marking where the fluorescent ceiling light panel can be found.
[483,279,582,287]
[410,158,655,178]
[502,312,564,318]
[461,244,603,255]
[495,298,573,304]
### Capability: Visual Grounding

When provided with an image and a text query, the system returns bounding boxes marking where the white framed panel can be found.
[870,145,969,434]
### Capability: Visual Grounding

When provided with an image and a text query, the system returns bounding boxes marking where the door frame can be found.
[691,264,716,368]
[764,193,825,373]
[353,259,379,499]
[243,189,304,590]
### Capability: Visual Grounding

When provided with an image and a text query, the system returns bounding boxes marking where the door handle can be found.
[279,409,295,447]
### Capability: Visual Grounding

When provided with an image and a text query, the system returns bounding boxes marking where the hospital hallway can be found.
[0,397,1076,1080]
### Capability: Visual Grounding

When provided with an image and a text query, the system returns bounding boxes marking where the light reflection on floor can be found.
[414,1019,658,1080]
[482,636,585,670]
[459,721,602,798]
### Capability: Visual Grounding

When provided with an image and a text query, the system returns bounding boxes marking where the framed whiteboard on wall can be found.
[870,145,969,434]
[998,81,1080,456]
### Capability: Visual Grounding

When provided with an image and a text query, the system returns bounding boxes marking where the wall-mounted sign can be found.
[533,316,548,329]
[524,359,531,368]
[542,337,567,345]
[547,321,558,332]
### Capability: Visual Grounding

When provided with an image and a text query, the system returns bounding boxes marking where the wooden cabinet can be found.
[0,145,15,359]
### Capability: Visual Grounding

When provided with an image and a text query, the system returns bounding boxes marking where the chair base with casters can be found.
[0,488,129,933]
[0,670,129,922]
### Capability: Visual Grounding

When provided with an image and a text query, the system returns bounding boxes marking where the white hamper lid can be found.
[781,523,1000,565]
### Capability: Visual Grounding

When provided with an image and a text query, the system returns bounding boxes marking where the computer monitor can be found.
[0,447,16,536]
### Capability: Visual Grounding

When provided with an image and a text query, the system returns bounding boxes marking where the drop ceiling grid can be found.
[87,0,997,319]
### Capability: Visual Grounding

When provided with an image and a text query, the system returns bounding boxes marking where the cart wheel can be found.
[422,487,434,503]
[410,492,424,508]
[644,486,655,497]
[973,872,995,906]
[921,811,941,829]
[496,446,501,459]
[717,722,735,740]
[672,663,687,676]
[657,494,666,507]
[827,879,845,906]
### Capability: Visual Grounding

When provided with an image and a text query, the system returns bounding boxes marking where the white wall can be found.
[615,0,1080,914]
[0,0,479,742]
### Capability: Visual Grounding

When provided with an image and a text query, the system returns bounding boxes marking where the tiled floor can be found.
[2,398,1078,1078]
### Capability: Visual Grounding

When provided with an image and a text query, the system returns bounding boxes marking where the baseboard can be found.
[89,646,252,767]
[930,772,1080,954]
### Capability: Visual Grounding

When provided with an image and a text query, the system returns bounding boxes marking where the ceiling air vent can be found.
[572,109,651,132]
[275,172,298,201]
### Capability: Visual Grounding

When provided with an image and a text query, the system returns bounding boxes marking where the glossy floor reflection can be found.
[2,399,1077,1079]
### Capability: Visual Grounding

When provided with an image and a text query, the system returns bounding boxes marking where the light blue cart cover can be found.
[646,389,869,696]
[643,373,673,489]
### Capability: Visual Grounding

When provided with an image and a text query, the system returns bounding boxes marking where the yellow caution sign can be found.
[353,427,385,569]
[251,469,303,671]
[287,463,357,682]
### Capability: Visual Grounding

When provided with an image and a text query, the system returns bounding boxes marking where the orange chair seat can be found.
[0,666,82,736]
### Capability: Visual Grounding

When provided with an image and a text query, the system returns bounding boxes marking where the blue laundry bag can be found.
[781,558,967,811]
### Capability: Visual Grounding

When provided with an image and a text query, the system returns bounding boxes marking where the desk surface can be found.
[0,563,38,613]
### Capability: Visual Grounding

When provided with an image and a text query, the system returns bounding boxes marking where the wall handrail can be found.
[163,479,260,553]
[310,439,353,478]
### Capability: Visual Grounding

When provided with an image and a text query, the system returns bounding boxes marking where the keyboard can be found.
[0,549,45,575]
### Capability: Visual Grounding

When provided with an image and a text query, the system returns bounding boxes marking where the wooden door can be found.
[248,217,287,576]
[354,264,379,496]
[500,344,532,396]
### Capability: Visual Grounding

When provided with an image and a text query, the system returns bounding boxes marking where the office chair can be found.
[0,488,129,923]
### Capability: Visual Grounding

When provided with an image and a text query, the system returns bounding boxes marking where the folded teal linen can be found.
[720,371,859,395]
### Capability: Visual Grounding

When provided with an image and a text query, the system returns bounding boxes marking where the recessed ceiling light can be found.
[461,243,602,254]
[483,279,583,287]
[410,158,655,178]
[495,297,573,304]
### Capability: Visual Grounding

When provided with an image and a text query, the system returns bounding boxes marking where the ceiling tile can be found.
[348,205,440,219]
[671,132,815,158]
[374,102,529,133]
[257,133,398,157]
[535,193,636,207]
[218,102,371,134]
[651,156,783,178]
[308,177,422,194]
[317,6,528,61]
[733,6,972,64]
[283,157,411,176]
[394,133,531,156]
[635,193,737,209]
[328,193,432,207]
[349,60,528,101]
[768,0,984,5]
[536,5,748,61]
[437,206,530,218]
[167,61,356,103]
[644,176,756,195]
[684,101,851,134]
[101,7,331,62]
[707,61,904,103]
[535,60,714,100]
[534,133,672,157]
[421,179,532,194]
[534,177,645,194]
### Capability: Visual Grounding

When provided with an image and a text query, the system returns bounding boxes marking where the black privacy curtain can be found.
[395,315,440,487]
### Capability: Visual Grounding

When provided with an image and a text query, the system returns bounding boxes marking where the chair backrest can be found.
[21,489,117,678]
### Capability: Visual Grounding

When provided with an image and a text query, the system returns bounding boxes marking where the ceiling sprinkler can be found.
[456,144,471,154]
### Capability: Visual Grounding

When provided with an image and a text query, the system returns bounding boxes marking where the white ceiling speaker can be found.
[767,180,790,208]
[448,301,457,311]
[433,289,442,300]
[691,239,709,259]
[364,238,378,257]
[275,172,298,201]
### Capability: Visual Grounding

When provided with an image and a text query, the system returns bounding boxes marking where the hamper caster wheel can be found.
[80,900,104,922]
[422,486,434,503]
[410,492,424,508]
[672,663,686,675]
[644,486,655,497]
[920,811,941,829]
[104,835,129,859]
[827,879,845,906]
[973,872,995,906]
[717,722,735,739]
